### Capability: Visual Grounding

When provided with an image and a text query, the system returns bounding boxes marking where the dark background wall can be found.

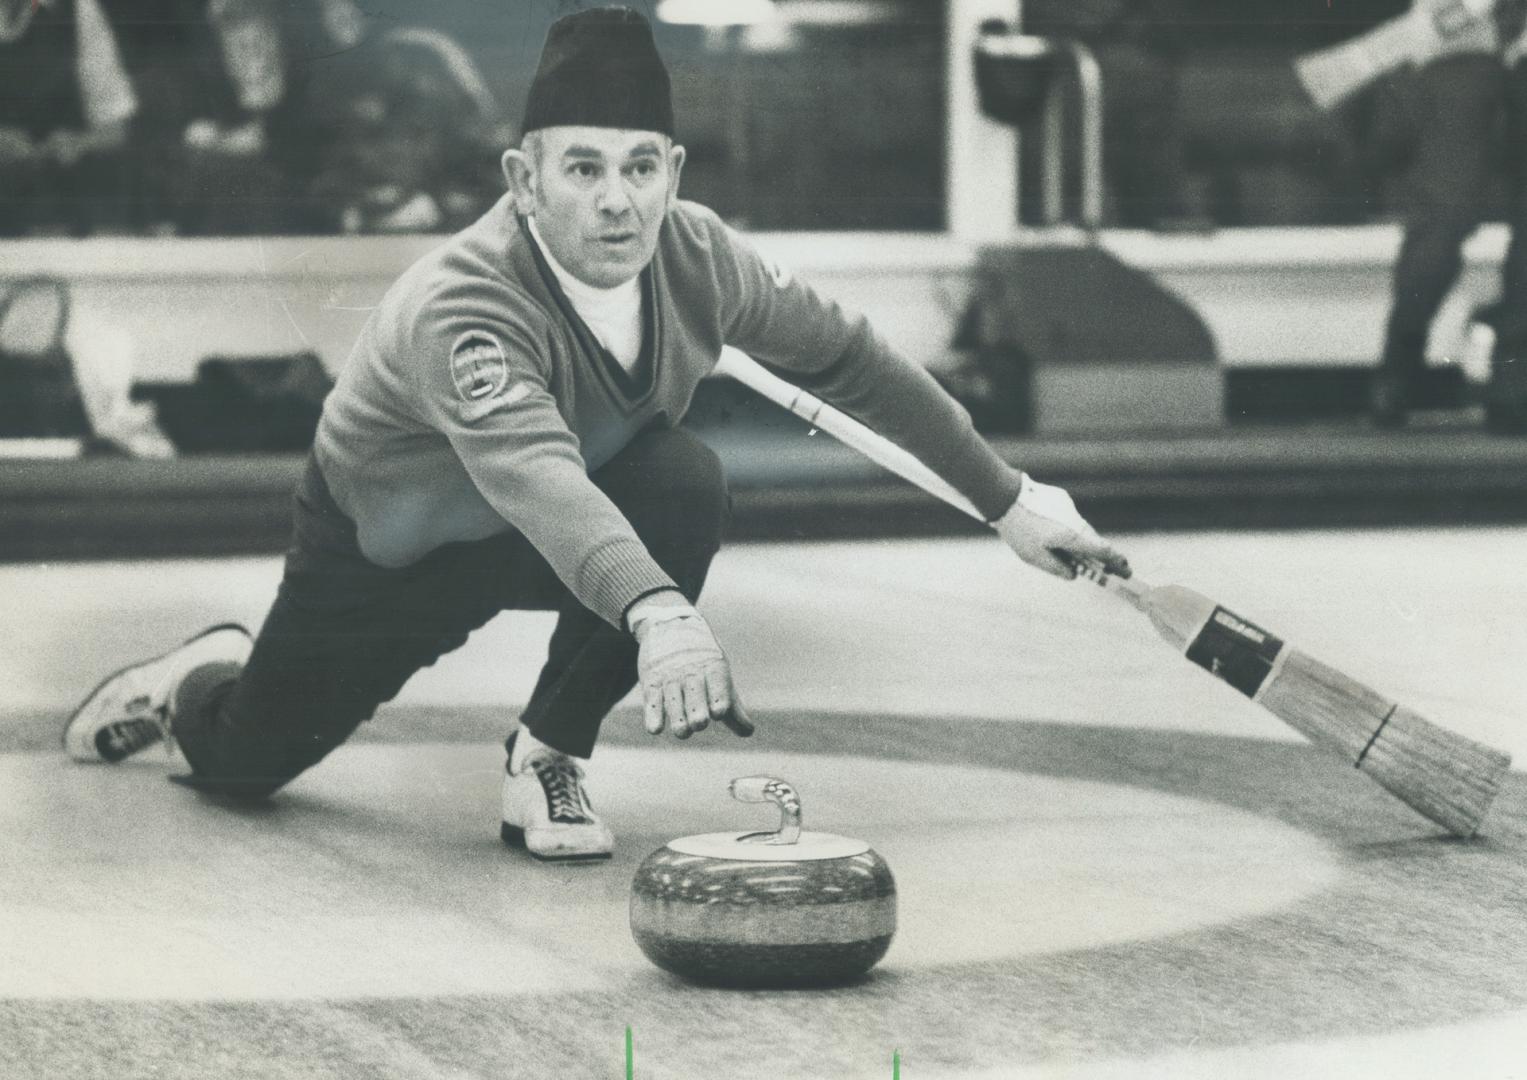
[335,0,1412,231]
[328,0,947,230]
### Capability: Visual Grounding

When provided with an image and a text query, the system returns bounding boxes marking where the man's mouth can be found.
[599,232,637,245]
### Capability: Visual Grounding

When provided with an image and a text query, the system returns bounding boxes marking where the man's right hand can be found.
[995,473,1131,580]
[630,596,753,740]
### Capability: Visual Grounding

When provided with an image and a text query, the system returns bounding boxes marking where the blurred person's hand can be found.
[1420,0,1500,58]
[183,118,267,156]
[41,129,91,167]
[183,119,221,150]
[318,0,367,49]
[40,121,128,167]
[0,126,40,166]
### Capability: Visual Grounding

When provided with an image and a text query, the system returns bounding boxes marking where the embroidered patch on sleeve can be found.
[449,330,511,403]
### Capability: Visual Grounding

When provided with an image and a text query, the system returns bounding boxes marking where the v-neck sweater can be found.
[527,216,644,372]
[314,196,1022,628]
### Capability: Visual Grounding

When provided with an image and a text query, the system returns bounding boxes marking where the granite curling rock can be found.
[629,775,896,988]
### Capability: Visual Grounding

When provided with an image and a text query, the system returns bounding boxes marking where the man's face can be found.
[505,126,685,289]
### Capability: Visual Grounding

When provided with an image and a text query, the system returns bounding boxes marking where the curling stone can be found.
[629,776,896,988]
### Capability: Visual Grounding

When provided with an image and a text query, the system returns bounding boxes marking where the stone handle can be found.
[729,776,802,846]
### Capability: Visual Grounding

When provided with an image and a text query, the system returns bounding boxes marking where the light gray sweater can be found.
[315,197,1023,627]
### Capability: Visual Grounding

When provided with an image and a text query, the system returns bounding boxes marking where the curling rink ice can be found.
[12,527,1523,755]
[2,525,1525,1079]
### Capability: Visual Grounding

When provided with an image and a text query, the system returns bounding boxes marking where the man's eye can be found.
[571,163,599,179]
[628,161,658,179]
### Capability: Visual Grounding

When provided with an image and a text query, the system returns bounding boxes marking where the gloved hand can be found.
[631,600,753,740]
[995,473,1131,580]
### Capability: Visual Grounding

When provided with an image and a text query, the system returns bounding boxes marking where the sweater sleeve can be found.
[704,211,1023,522]
[410,294,678,627]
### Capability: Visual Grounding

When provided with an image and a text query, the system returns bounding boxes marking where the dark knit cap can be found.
[522,7,674,136]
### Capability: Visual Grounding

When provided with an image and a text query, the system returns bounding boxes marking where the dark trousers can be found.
[172,424,729,797]
[1487,60,1527,420]
[1378,55,1508,386]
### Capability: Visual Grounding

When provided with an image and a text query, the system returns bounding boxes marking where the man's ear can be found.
[666,142,687,208]
[502,148,536,215]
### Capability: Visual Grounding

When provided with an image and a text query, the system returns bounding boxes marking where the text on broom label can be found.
[1185,606,1284,699]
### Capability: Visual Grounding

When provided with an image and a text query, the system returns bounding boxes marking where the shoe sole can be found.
[62,623,252,762]
[500,822,612,862]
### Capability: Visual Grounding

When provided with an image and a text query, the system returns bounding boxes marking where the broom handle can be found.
[715,349,1153,604]
[713,350,986,519]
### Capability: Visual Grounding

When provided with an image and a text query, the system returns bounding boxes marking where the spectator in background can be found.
[298,24,510,234]
[101,0,363,234]
[101,0,275,232]
[1478,15,1527,432]
[204,0,506,235]
[173,0,358,233]
[1367,0,1527,428]
[208,0,361,169]
[101,0,502,236]
[0,0,137,236]
[1020,0,1204,230]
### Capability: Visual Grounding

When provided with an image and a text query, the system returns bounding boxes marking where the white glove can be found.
[631,602,753,740]
[995,473,1131,580]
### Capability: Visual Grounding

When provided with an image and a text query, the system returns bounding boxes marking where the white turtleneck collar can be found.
[527,216,644,372]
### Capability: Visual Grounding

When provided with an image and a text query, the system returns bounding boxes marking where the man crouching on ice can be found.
[64,7,1129,862]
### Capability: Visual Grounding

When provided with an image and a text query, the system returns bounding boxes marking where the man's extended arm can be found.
[409,305,751,739]
[707,210,1127,579]
[710,216,1023,523]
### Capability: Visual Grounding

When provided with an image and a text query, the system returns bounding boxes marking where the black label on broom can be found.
[1185,607,1284,698]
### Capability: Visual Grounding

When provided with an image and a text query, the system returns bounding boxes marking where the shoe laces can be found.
[100,706,176,761]
[527,754,593,824]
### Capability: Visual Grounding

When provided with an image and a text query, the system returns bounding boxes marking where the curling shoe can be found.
[63,624,253,763]
[501,735,613,862]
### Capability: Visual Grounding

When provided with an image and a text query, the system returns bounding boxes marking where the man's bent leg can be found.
[171,461,510,797]
[499,425,728,859]
[513,424,730,760]
[169,588,459,796]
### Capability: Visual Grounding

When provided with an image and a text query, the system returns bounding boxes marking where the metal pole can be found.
[1063,39,1105,231]
[1041,66,1065,226]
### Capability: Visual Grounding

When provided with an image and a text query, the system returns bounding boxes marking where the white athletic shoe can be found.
[501,740,614,862]
[62,624,253,763]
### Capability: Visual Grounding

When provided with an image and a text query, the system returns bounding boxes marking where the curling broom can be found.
[716,349,1513,837]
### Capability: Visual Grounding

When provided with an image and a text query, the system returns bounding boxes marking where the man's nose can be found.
[595,172,633,214]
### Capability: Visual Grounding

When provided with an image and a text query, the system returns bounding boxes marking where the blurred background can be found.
[3,0,1527,559]
[0,0,1442,237]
